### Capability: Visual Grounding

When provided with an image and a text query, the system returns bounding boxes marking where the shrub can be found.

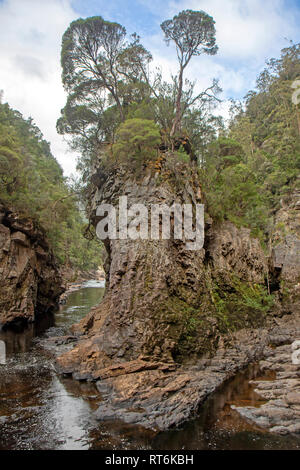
[113,118,161,162]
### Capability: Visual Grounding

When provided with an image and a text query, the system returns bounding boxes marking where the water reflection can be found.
[0,314,54,355]
[55,286,105,329]
[0,282,105,450]
[0,282,300,450]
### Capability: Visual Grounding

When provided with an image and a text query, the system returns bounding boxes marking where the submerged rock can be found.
[0,203,63,326]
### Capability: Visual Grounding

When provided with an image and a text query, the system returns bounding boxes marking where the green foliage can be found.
[202,43,300,242]
[175,146,190,163]
[0,101,102,271]
[113,118,160,161]
[57,16,153,179]
[161,9,218,136]
[208,275,274,333]
[126,100,156,121]
[161,9,218,58]
[58,11,221,173]
[202,137,270,241]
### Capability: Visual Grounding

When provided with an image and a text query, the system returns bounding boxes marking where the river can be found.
[0,281,299,450]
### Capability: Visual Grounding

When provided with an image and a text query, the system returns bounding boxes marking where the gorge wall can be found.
[54,157,300,431]
[270,184,300,313]
[0,203,63,327]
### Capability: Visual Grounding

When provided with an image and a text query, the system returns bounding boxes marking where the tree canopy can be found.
[57,11,221,173]
[161,10,218,136]
[0,100,102,270]
[202,43,300,242]
[57,16,153,165]
[113,118,161,162]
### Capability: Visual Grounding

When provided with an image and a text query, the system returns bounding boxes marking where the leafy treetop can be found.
[161,10,218,136]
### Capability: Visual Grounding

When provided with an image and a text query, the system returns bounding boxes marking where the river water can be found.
[0,281,299,450]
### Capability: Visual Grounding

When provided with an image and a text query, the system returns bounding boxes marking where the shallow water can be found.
[0,282,299,450]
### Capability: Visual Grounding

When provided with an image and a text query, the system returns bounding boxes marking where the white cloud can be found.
[0,0,78,176]
[168,0,299,60]
[142,0,299,116]
[0,0,299,178]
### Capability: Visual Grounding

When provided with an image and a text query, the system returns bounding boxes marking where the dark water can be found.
[0,281,299,450]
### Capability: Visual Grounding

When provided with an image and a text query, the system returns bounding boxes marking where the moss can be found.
[175,147,190,163]
[208,273,274,333]
[147,268,274,363]
[279,280,293,303]
[155,294,213,360]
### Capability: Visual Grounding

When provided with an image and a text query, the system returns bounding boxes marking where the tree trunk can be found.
[115,95,124,122]
[170,66,184,137]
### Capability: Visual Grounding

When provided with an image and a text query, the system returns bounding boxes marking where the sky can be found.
[0,0,299,176]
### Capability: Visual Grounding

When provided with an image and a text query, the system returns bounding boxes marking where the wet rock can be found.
[91,328,271,430]
[0,203,63,326]
[286,392,300,405]
[56,159,299,431]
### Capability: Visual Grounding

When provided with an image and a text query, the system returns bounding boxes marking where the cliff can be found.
[270,183,300,313]
[0,203,63,327]
[55,157,294,430]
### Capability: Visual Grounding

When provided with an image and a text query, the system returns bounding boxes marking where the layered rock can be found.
[0,203,63,326]
[233,335,300,435]
[56,157,273,430]
[206,221,267,283]
[270,185,300,313]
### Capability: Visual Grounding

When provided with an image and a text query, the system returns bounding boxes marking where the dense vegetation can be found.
[56,10,221,181]
[0,99,102,271]
[203,43,300,242]
[57,9,299,249]
[2,9,298,280]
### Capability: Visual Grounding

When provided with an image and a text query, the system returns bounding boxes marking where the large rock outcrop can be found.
[0,203,63,326]
[56,157,274,429]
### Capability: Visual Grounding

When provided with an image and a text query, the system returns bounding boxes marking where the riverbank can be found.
[1,281,299,449]
[53,305,300,434]
[232,341,300,434]
[59,268,105,304]
[0,203,63,327]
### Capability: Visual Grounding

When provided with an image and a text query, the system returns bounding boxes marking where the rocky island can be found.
[0,6,299,451]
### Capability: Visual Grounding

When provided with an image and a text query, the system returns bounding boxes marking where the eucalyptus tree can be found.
[57,16,153,156]
[161,10,218,137]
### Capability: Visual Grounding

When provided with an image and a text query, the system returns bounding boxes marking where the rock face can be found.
[0,203,63,326]
[56,158,274,430]
[206,221,267,283]
[270,186,300,313]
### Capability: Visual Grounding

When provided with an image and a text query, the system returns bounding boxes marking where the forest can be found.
[56,13,300,246]
[0,7,299,452]
[1,12,299,269]
[0,97,102,270]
